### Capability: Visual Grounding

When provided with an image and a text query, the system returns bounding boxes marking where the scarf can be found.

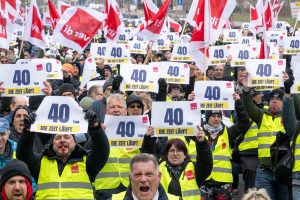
[203,123,223,140]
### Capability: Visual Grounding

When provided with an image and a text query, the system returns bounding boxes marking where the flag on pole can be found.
[48,0,60,29]
[53,7,106,52]
[143,0,159,21]
[132,0,170,41]
[167,17,182,32]
[105,0,124,41]
[0,11,13,49]
[58,1,71,16]
[23,0,46,49]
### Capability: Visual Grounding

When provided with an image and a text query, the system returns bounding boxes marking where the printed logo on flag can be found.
[31,6,43,40]
[0,17,7,38]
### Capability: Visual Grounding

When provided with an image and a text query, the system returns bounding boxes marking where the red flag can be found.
[105,0,123,41]
[0,11,13,49]
[24,0,46,49]
[143,0,158,21]
[273,1,283,18]
[58,1,71,16]
[133,0,170,41]
[52,7,106,51]
[48,0,60,29]
[186,0,202,27]
[264,0,273,31]
[167,17,182,32]
[259,39,265,59]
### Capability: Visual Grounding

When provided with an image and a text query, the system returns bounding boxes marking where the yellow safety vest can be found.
[206,128,233,183]
[36,155,93,200]
[111,190,180,200]
[160,161,201,200]
[238,122,259,152]
[258,114,285,158]
[168,136,197,162]
[94,148,140,190]
[293,133,300,172]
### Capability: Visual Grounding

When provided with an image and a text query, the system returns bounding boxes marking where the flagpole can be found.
[18,38,24,58]
[292,20,298,36]
[144,41,154,64]
[179,20,187,37]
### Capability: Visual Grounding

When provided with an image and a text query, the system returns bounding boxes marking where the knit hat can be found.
[126,95,144,113]
[59,83,76,97]
[103,65,112,74]
[268,89,284,102]
[62,63,76,76]
[205,110,222,122]
[0,118,9,132]
[11,106,30,126]
[168,84,182,94]
[103,79,113,92]
[80,97,94,110]
[0,160,32,188]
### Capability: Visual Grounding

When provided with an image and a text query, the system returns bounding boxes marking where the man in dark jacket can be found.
[109,153,181,200]
[0,159,34,200]
[16,110,110,200]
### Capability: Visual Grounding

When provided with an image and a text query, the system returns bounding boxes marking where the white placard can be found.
[132,36,145,42]
[117,33,129,44]
[152,36,171,51]
[284,37,300,55]
[180,34,191,43]
[291,55,300,93]
[266,30,287,46]
[128,41,148,54]
[245,59,285,87]
[31,96,88,134]
[120,64,160,93]
[104,115,149,148]
[269,43,280,59]
[209,45,229,65]
[170,43,193,62]
[238,37,256,45]
[17,59,63,80]
[151,101,201,137]
[0,64,47,96]
[194,81,235,110]
[105,43,131,64]
[166,32,180,44]
[227,44,257,66]
[223,29,242,43]
[80,57,98,88]
[87,80,106,90]
[90,43,108,62]
[273,21,287,30]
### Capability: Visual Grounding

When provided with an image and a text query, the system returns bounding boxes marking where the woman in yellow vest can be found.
[159,127,213,200]
[200,92,250,199]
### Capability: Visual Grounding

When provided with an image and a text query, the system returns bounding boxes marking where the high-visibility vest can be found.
[111,190,180,200]
[36,155,93,200]
[257,114,285,158]
[206,128,233,183]
[94,148,140,190]
[293,133,300,172]
[160,161,201,200]
[238,122,259,152]
[168,136,197,162]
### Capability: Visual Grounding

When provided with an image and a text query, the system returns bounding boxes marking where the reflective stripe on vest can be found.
[36,156,93,200]
[160,161,201,200]
[293,134,300,172]
[94,148,140,190]
[257,114,285,158]
[206,128,232,183]
[111,190,180,200]
[238,122,259,152]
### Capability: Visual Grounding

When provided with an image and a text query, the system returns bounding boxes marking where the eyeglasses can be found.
[1,60,9,64]
[129,105,142,109]
[270,97,281,102]
[168,149,184,154]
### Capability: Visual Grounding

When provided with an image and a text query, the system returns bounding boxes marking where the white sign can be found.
[290,2,300,18]
[245,59,285,87]
[209,45,229,65]
[223,29,242,43]
[165,32,180,44]
[120,64,160,93]
[151,62,190,84]
[152,36,171,51]
[31,96,88,134]
[104,115,150,148]
[105,43,131,64]
[128,41,148,54]
[90,43,107,62]
[80,57,98,88]
[266,30,287,46]
[238,37,256,45]
[17,59,63,80]
[273,21,287,30]
[194,81,235,110]
[151,101,201,137]
[268,43,280,59]
[87,80,106,90]
[284,37,300,55]
[227,44,257,66]
[291,55,300,93]
[0,64,47,96]
[170,43,193,62]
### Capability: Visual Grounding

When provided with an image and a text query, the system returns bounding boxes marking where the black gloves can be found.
[284,69,294,94]
[84,110,100,129]
[24,113,37,131]
[112,75,123,91]
[158,78,167,93]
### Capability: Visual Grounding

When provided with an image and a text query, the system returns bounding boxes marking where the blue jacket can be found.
[0,139,17,169]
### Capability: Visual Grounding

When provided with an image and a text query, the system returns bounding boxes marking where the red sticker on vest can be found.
[222,142,226,149]
[71,164,79,173]
[185,170,194,180]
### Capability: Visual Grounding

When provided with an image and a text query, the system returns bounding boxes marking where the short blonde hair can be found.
[242,188,271,200]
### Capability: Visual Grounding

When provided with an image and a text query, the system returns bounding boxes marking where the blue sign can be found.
[178,0,182,5]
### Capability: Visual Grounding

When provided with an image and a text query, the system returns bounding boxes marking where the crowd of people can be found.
[0,11,299,200]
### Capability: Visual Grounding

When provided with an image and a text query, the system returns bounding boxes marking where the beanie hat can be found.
[62,63,76,76]
[268,89,284,102]
[59,83,76,97]
[103,65,112,74]
[126,95,144,113]
[11,106,30,126]
[205,110,222,122]
[103,79,113,92]
[80,97,94,110]
[0,160,32,188]
[168,84,182,94]
[0,118,9,132]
